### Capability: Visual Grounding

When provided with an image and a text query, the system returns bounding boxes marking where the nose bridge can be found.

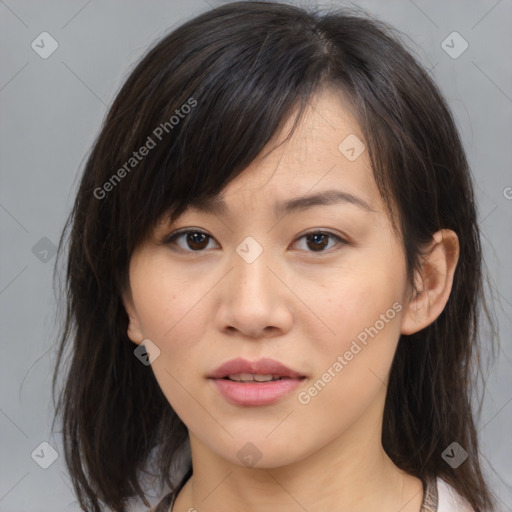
[232,234,273,298]
[216,233,290,337]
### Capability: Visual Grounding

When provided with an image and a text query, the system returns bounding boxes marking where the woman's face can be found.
[124,88,413,469]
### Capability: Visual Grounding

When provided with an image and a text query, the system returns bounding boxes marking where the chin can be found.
[203,433,316,470]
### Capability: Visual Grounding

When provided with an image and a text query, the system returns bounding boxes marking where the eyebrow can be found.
[188,189,376,218]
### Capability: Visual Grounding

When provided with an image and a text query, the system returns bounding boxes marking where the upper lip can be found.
[208,357,305,379]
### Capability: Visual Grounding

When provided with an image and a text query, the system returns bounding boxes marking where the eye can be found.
[293,231,347,253]
[164,229,219,252]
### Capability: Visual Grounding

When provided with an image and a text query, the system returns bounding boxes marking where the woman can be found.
[53,2,496,511]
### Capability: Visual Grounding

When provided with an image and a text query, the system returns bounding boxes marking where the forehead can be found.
[194,88,380,214]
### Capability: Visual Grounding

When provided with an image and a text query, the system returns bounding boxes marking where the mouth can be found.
[208,357,306,380]
[221,373,295,382]
[208,358,306,406]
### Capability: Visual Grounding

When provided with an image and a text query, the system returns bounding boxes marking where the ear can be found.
[400,229,459,335]
[121,286,145,345]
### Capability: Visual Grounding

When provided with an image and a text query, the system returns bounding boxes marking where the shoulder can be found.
[436,477,475,512]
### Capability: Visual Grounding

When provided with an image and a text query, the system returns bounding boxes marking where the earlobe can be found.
[122,290,145,345]
[400,229,459,335]
[126,318,144,344]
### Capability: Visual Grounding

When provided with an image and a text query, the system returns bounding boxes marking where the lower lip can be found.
[210,378,304,406]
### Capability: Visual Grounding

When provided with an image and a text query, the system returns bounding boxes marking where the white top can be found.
[437,477,475,511]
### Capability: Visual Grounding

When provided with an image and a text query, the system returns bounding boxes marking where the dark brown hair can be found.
[52,2,497,510]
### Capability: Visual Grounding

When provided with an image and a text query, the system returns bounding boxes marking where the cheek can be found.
[298,247,406,406]
[130,255,209,342]
[296,293,403,443]
[308,258,406,353]
[129,254,212,376]
[131,275,208,429]
[129,260,213,419]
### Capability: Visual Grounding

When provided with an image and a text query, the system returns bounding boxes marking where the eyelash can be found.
[162,229,348,255]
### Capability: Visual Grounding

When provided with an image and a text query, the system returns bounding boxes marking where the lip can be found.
[208,357,305,379]
[208,357,306,407]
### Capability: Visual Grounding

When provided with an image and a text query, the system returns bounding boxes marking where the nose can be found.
[215,245,293,339]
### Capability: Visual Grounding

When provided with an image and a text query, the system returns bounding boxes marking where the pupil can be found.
[187,232,208,250]
[307,233,328,251]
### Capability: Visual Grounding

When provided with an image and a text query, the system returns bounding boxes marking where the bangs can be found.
[91,3,340,260]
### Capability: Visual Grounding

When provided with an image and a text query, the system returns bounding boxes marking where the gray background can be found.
[1,0,511,511]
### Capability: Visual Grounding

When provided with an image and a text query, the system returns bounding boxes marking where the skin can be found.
[123,88,459,512]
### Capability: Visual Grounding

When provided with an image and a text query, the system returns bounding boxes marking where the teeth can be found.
[253,374,275,382]
[227,373,281,382]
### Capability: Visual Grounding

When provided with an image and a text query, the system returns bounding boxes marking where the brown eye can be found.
[185,232,209,250]
[306,233,329,251]
[294,231,347,253]
[165,230,217,252]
